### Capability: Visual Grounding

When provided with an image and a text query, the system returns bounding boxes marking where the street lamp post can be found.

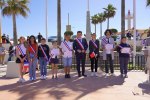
[133,0,136,67]
[45,0,48,42]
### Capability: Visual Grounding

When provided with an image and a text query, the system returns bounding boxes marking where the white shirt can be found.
[60,41,73,58]
[50,48,60,58]
[17,44,26,55]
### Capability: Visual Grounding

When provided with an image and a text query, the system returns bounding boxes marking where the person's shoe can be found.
[21,78,26,83]
[40,75,44,80]
[52,75,54,79]
[55,75,58,79]
[124,74,128,78]
[120,74,124,78]
[68,74,71,78]
[82,74,87,77]
[33,78,36,81]
[91,72,94,76]
[105,73,109,78]
[43,75,47,80]
[110,73,115,76]
[94,72,98,77]
[65,74,68,78]
[78,73,81,77]
[28,78,33,82]
[17,78,23,83]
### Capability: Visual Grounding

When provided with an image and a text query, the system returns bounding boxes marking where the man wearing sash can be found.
[60,31,73,78]
[38,38,50,80]
[101,29,115,78]
[73,31,88,77]
[89,33,100,77]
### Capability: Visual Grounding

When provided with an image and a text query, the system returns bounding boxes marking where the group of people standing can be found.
[15,29,132,83]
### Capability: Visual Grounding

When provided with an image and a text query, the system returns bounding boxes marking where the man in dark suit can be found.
[89,33,99,77]
[73,31,88,77]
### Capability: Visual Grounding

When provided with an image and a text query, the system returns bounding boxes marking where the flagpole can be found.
[133,0,136,67]
[45,0,48,42]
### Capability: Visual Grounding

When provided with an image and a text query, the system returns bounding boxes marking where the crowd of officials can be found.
[1,30,132,83]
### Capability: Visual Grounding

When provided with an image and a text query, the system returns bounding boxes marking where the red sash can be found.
[75,38,84,50]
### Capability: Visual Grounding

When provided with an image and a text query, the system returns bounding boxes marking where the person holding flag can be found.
[16,36,27,83]
[89,33,100,77]
[38,38,50,80]
[60,31,73,78]
[27,35,38,81]
[73,31,88,77]
[101,29,115,78]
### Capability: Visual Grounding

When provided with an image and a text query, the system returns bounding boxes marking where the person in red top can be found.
[27,35,38,81]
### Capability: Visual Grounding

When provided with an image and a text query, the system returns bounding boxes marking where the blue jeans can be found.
[63,57,72,67]
[39,57,47,76]
[8,54,14,61]
[29,54,37,80]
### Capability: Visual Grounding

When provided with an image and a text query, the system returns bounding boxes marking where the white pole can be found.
[133,0,136,67]
[45,0,48,42]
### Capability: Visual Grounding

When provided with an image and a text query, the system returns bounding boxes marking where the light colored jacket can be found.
[101,37,115,60]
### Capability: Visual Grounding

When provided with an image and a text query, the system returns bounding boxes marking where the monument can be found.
[86,0,91,42]
[125,10,133,30]
[66,13,71,31]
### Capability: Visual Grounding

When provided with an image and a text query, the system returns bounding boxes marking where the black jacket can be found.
[73,38,88,55]
[89,39,100,58]
[38,44,50,59]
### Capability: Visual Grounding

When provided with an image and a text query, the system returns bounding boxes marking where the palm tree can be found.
[147,0,150,6]
[91,14,99,34]
[2,0,30,45]
[103,4,116,29]
[0,0,5,43]
[97,13,106,38]
[57,0,61,45]
[121,0,125,37]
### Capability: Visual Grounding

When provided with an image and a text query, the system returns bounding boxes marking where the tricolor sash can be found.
[48,53,54,63]
[102,38,108,44]
[40,45,49,61]
[17,45,27,61]
[29,44,36,54]
[91,40,98,48]
[63,41,72,51]
[75,38,84,50]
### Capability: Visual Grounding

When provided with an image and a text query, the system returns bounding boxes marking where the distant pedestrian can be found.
[8,42,15,61]
[37,33,43,43]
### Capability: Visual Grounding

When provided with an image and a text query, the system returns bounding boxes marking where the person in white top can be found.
[16,36,27,83]
[60,31,73,78]
[50,41,60,79]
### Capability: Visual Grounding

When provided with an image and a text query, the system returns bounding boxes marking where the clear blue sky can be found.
[1,0,150,38]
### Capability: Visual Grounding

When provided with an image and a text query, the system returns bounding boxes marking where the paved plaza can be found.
[0,65,150,100]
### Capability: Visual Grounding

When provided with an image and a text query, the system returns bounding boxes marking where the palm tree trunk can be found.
[57,0,61,45]
[107,18,109,29]
[13,14,18,45]
[121,0,125,37]
[100,23,102,39]
[95,24,96,34]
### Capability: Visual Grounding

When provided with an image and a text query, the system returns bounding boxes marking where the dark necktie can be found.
[108,38,109,43]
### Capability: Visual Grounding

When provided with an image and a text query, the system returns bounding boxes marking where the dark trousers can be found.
[105,54,114,73]
[119,57,129,74]
[90,58,98,72]
[76,53,86,75]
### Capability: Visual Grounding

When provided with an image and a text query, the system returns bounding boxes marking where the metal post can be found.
[133,0,136,67]
[45,0,48,42]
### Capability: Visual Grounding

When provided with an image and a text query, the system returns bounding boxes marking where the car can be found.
[48,36,63,42]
